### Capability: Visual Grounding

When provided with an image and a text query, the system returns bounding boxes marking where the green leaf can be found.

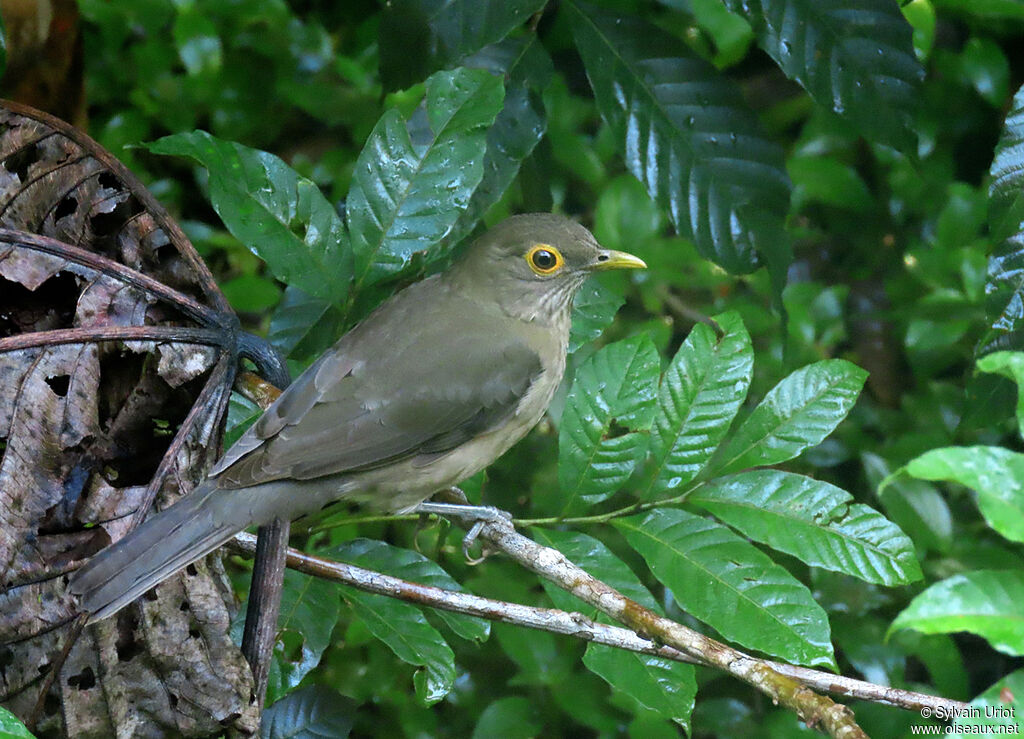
[955,668,1024,732]
[261,685,355,739]
[567,1,792,278]
[220,274,281,314]
[689,0,754,66]
[471,697,542,739]
[617,509,835,667]
[532,530,697,727]
[265,571,342,704]
[865,453,953,554]
[983,83,1024,351]
[323,539,489,643]
[907,446,1024,544]
[378,0,547,91]
[532,529,660,613]
[977,351,1024,438]
[986,98,1024,242]
[173,5,223,76]
[146,131,350,302]
[724,0,924,151]
[788,155,874,213]
[583,645,696,730]
[347,67,504,288]
[960,36,1010,107]
[491,621,572,687]
[643,313,754,499]
[0,706,34,739]
[691,470,922,585]
[569,281,625,354]
[710,359,868,476]
[268,285,346,361]
[556,335,660,513]
[448,37,552,244]
[342,587,456,705]
[902,0,936,59]
[224,391,262,449]
[593,174,666,253]
[889,570,1024,656]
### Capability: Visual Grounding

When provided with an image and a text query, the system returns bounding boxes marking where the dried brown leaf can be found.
[0,101,261,737]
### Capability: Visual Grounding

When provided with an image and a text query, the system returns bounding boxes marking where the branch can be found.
[444,506,867,738]
[232,371,288,713]
[227,530,966,729]
[226,378,962,737]
[0,230,225,327]
[240,518,288,714]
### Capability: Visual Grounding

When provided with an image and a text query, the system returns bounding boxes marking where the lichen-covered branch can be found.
[229,528,965,733]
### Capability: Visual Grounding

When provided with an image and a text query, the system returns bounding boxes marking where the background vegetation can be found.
[4,0,1024,736]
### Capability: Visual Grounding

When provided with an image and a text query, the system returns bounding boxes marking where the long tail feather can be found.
[70,481,246,623]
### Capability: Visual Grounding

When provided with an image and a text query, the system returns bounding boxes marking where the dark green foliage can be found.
[65,0,1024,735]
[725,0,924,150]
[983,85,1024,351]
[260,685,356,739]
[555,335,660,514]
[147,131,351,301]
[568,2,792,283]
[346,68,504,287]
[378,0,547,91]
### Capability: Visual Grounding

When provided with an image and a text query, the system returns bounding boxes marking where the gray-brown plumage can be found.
[69,213,645,622]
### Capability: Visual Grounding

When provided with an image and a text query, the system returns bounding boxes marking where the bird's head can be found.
[449,213,646,323]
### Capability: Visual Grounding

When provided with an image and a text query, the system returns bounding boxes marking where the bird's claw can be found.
[413,501,513,564]
[462,521,488,564]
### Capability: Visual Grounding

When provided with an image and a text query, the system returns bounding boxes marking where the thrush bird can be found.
[70,213,646,622]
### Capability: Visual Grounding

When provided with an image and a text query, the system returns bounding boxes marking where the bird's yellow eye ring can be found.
[526,244,564,275]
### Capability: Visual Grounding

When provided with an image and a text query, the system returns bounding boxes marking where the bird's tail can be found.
[69,480,248,623]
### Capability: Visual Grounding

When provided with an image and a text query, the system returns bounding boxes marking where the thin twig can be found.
[0,100,232,315]
[127,353,234,531]
[431,498,868,739]
[227,532,964,719]
[28,614,86,732]
[657,285,718,332]
[1,230,225,327]
[0,324,229,352]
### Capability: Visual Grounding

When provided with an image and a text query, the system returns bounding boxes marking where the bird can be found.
[69,213,646,623]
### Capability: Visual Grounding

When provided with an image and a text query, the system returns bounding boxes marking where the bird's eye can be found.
[526,244,564,275]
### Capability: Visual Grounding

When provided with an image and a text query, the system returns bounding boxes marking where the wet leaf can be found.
[568,2,792,285]
[379,0,546,90]
[555,335,660,514]
[262,685,356,739]
[725,0,924,151]
[347,67,504,288]
[691,470,922,585]
[147,130,351,303]
[618,509,836,668]
[642,313,753,499]
[890,570,1024,656]
[982,83,1024,352]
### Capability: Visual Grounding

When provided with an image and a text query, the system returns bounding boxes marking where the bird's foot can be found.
[414,500,514,564]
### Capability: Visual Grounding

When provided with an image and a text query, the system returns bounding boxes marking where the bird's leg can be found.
[415,488,514,563]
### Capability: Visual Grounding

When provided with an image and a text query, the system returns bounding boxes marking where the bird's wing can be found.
[212,327,543,487]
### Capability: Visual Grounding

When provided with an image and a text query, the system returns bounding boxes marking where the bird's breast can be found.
[346,312,571,513]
